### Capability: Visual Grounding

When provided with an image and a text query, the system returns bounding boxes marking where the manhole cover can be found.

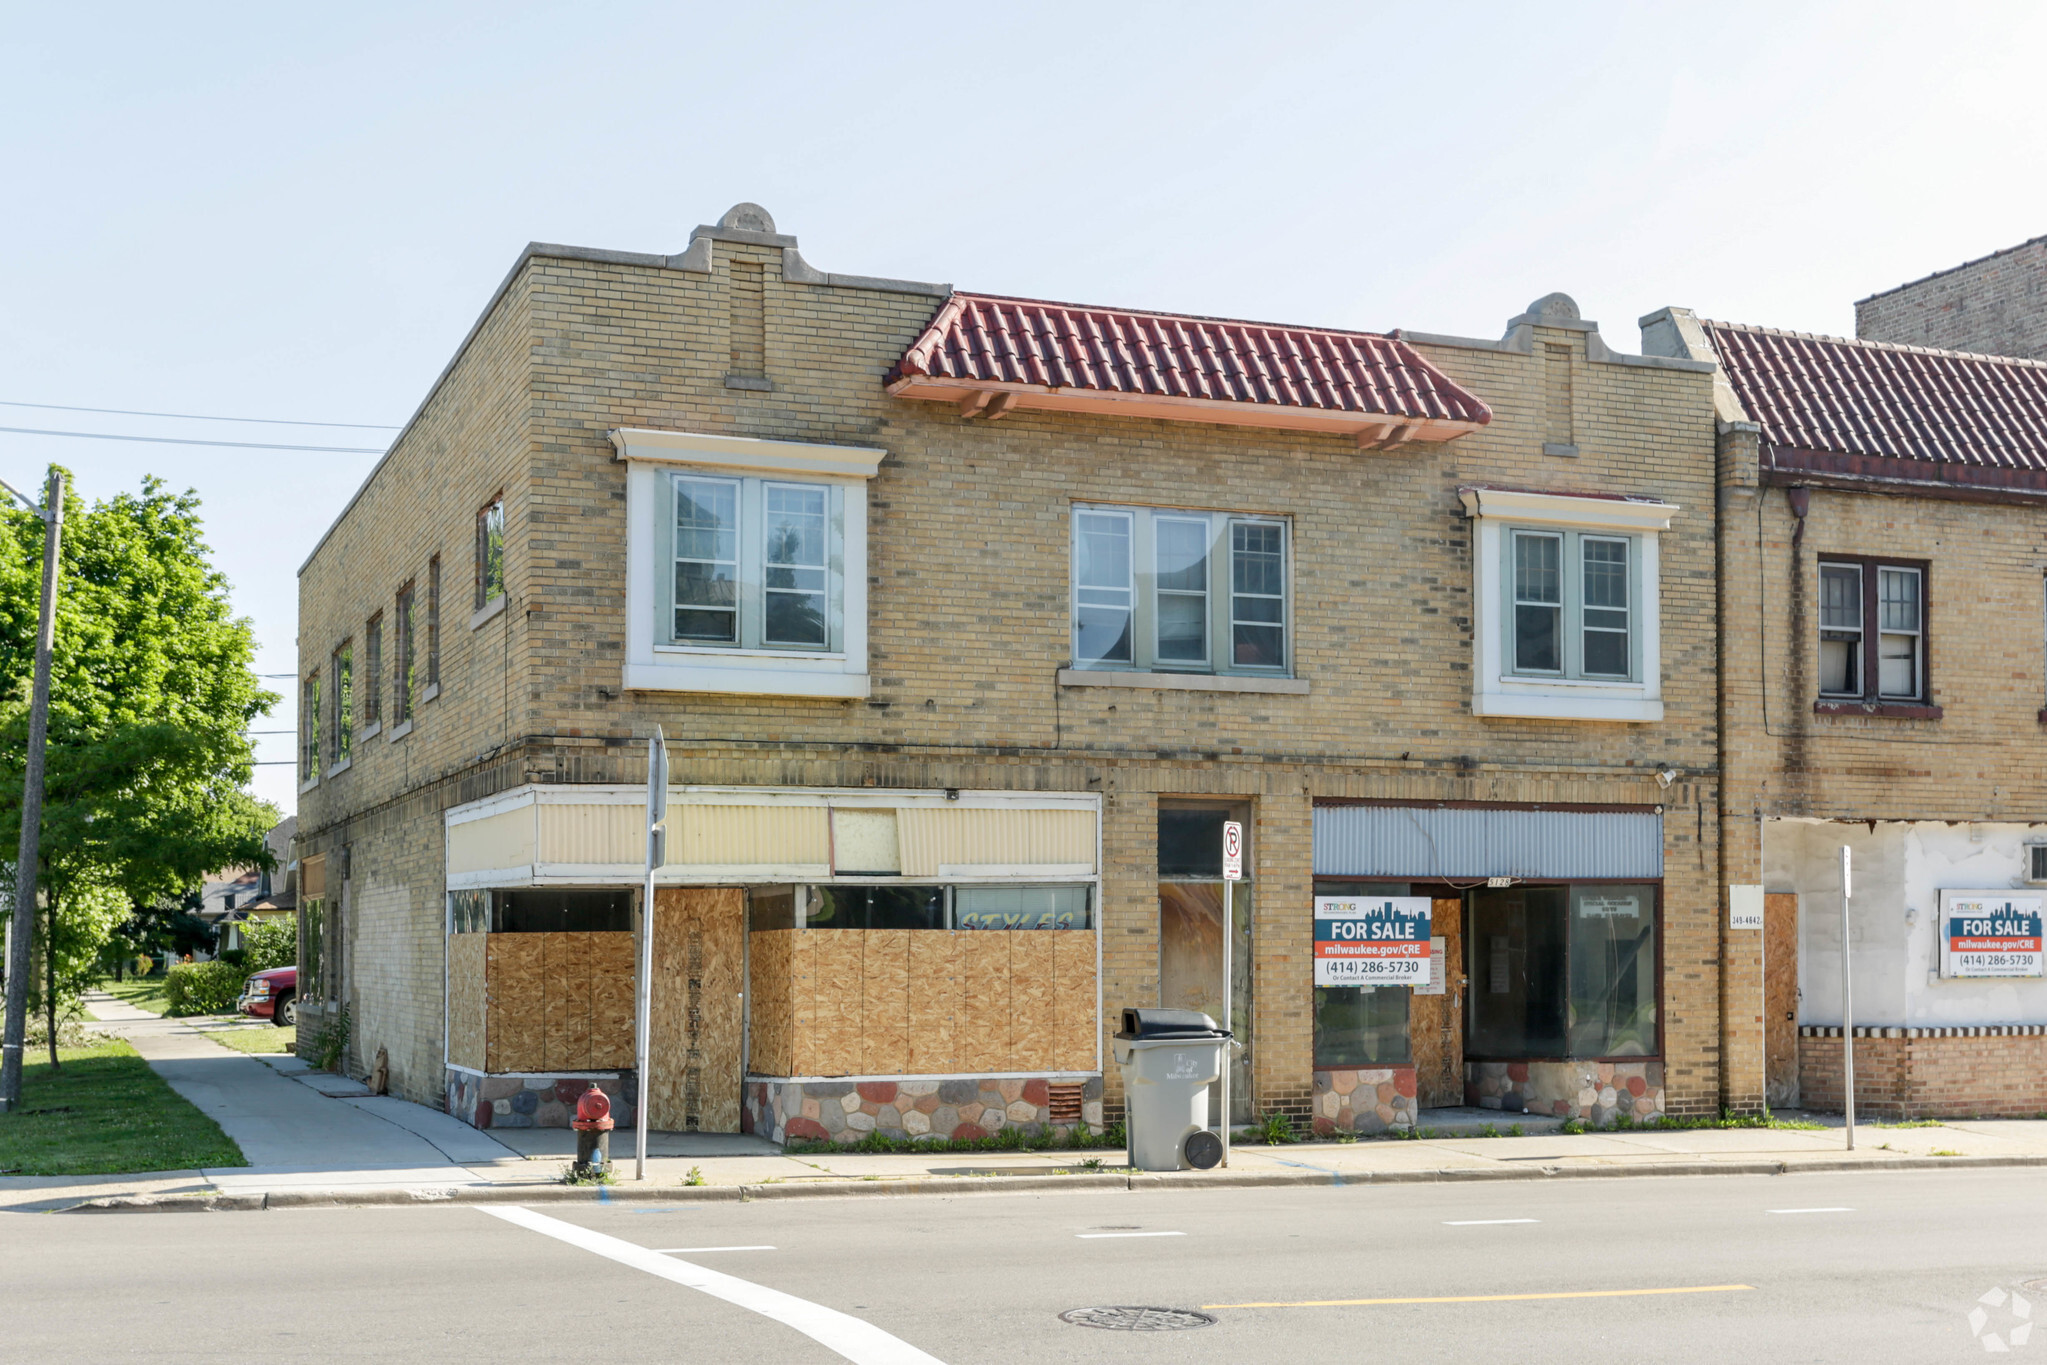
[1060,1306,1217,1332]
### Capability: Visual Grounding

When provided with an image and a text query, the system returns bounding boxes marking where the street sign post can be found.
[1841,845,1855,1152]
[635,728,668,1180]
[1220,821,1241,1167]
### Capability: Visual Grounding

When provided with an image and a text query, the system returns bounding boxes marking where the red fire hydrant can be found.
[572,1087,614,1178]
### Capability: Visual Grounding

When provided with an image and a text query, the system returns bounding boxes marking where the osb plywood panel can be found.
[896,808,1096,877]
[448,806,537,875]
[586,932,636,1068]
[1050,930,1098,1072]
[746,931,793,1076]
[446,933,486,1071]
[960,933,1012,1072]
[536,802,640,866]
[1765,893,1800,1108]
[809,931,865,1076]
[788,930,817,1076]
[647,889,745,1132]
[1411,898,1466,1108]
[486,933,545,1072]
[539,932,596,1073]
[862,929,911,1074]
[908,932,962,1074]
[1008,931,1055,1070]
[675,805,830,866]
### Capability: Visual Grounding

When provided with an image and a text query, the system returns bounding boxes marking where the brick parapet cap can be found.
[1801,1025,2047,1039]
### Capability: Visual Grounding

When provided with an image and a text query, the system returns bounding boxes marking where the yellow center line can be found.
[1204,1284,1755,1310]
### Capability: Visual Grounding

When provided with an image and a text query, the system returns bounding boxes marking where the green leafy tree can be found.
[0,467,277,1060]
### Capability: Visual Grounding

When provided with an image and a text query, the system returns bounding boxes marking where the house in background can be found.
[195,816,298,956]
[295,203,1727,1143]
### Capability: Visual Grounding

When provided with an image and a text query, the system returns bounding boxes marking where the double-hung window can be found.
[1071,504,1290,675]
[668,473,843,652]
[1508,529,1636,680]
[1461,487,1673,723]
[1818,557,1927,707]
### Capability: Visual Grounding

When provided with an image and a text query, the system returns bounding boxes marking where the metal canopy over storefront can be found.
[1312,804,1663,880]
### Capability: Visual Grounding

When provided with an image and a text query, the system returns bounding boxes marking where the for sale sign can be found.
[1940,891,2045,979]
[1314,897,1432,987]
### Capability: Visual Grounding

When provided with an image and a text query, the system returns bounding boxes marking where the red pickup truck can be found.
[238,966,298,1026]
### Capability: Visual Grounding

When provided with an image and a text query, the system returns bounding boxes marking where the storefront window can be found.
[955,885,1090,930]
[1467,883,1656,1059]
[494,889,632,933]
[744,884,1092,930]
[1313,879,1412,1066]
[449,890,488,933]
[806,885,945,930]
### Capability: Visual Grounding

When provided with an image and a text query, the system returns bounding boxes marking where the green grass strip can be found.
[0,1038,245,1176]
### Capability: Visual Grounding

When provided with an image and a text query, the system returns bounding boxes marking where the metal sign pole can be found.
[1220,820,1242,1169]
[1841,844,1855,1152]
[635,728,668,1181]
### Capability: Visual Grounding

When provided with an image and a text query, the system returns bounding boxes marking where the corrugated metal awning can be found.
[1313,805,1662,880]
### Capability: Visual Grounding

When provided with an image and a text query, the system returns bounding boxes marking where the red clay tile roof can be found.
[1703,320,2047,494]
[888,292,1491,444]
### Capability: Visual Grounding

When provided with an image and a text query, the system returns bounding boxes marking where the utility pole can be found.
[0,469,63,1114]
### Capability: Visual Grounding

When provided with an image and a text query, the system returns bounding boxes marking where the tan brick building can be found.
[296,204,1728,1151]
[1646,306,2047,1118]
[1858,234,2047,361]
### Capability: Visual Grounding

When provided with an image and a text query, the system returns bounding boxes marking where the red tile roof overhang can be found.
[888,293,1492,448]
[1705,320,2047,503]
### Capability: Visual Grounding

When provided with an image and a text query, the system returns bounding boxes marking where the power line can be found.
[0,425,385,455]
[0,398,400,430]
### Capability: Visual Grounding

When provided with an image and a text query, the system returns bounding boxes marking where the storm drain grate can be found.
[1060,1306,1217,1332]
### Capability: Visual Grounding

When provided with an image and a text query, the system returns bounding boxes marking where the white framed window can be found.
[1460,486,1674,722]
[1070,503,1290,676]
[613,428,883,698]
[1506,528,1638,681]
[665,473,844,652]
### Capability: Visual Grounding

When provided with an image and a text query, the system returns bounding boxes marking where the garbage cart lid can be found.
[1116,1007,1232,1040]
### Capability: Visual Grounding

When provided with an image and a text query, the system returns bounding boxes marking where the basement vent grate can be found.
[1048,1082,1084,1124]
[1060,1307,1217,1332]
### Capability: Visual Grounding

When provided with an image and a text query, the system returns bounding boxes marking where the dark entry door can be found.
[1411,895,1466,1107]
[648,887,745,1133]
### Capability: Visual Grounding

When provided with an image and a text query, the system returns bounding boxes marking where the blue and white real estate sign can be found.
[1313,897,1432,987]
[1940,891,2045,979]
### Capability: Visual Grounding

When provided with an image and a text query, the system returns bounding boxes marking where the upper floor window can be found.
[299,672,321,786]
[393,581,417,727]
[1459,486,1674,723]
[668,473,843,652]
[425,555,442,694]
[1819,557,1925,703]
[1071,504,1289,675]
[1509,529,1636,681]
[475,497,505,612]
[363,612,383,732]
[610,427,881,698]
[328,643,352,769]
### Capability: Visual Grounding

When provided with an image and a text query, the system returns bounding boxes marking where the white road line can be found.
[1767,1207,1855,1215]
[1443,1219,1540,1226]
[1076,1231,1185,1239]
[479,1207,944,1365]
[652,1245,777,1253]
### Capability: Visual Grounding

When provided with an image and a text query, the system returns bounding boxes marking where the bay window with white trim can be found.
[1071,503,1290,676]
[612,428,882,697]
[1459,486,1673,722]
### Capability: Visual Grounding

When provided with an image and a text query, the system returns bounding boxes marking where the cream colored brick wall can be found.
[299,236,1726,1114]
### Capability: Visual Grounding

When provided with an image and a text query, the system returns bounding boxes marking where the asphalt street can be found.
[10,1170,2045,1362]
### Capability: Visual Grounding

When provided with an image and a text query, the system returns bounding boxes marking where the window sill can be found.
[297,774,319,795]
[360,721,382,742]
[422,682,440,704]
[1473,689,1662,722]
[470,597,507,630]
[1057,668,1309,695]
[1813,700,1942,720]
[388,719,415,742]
[624,659,868,699]
[325,758,352,778]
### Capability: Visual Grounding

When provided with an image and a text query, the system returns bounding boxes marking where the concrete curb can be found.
[54,1151,2047,1212]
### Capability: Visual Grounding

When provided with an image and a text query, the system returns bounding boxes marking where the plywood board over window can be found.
[907,932,963,1073]
[647,888,745,1133]
[476,931,633,1074]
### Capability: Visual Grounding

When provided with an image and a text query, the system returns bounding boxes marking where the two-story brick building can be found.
[1646,305,2047,1118]
[295,204,1727,1145]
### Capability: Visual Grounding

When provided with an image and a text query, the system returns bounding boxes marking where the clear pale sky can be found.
[6,2,2045,815]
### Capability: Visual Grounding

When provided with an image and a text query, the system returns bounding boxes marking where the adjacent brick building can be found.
[1857,233,2047,360]
[297,204,1730,1151]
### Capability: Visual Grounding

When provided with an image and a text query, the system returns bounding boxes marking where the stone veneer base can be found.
[1467,1059,1664,1123]
[446,1068,637,1130]
[745,1075,1105,1146]
[1313,1067,1419,1134]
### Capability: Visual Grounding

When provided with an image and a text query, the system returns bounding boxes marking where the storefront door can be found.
[1764,892,1799,1108]
[648,887,745,1132]
[1410,895,1465,1108]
